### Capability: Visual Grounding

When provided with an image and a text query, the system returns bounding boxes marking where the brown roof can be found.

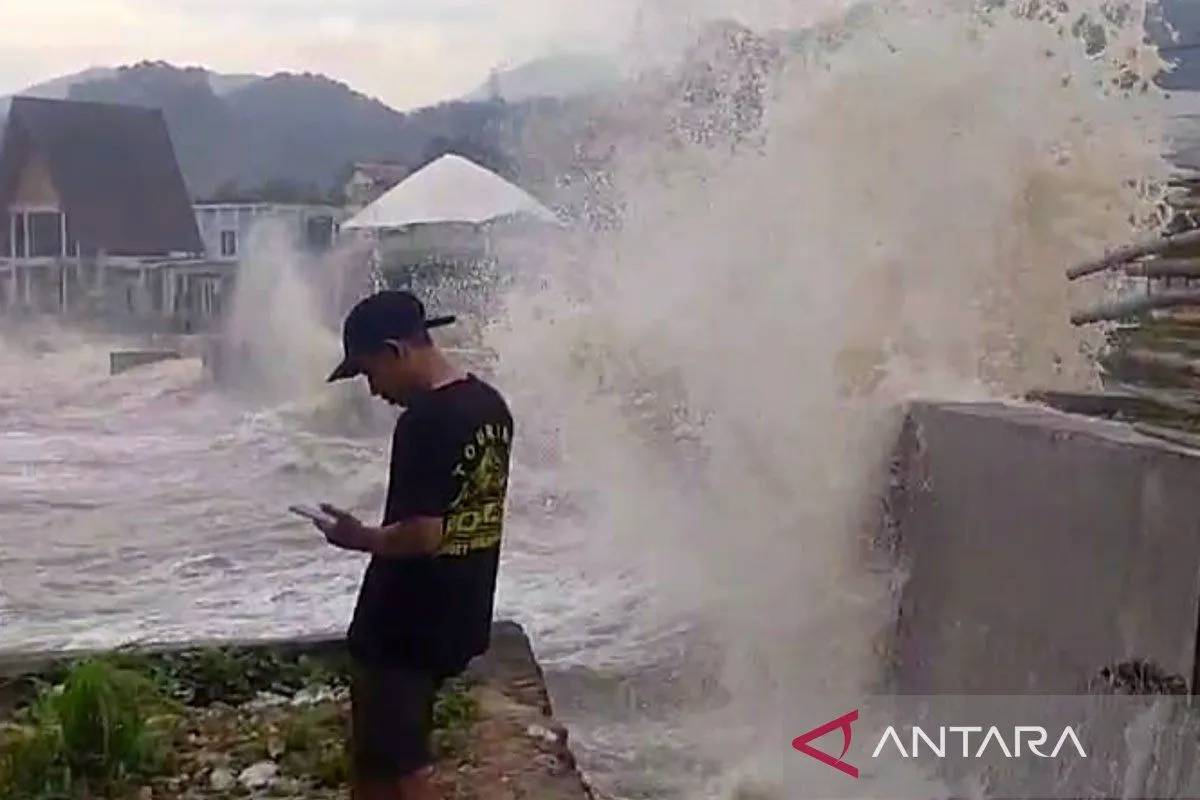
[0,97,202,256]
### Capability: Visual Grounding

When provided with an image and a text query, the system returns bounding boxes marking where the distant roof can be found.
[193,201,343,213]
[351,162,410,184]
[343,154,558,230]
[0,96,202,255]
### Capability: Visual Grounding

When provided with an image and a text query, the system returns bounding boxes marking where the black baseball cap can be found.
[326,290,456,382]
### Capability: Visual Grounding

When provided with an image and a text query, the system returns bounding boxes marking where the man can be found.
[311,290,514,800]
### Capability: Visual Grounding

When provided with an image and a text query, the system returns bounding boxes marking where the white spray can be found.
[487,1,1170,796]
[218,218,392,438]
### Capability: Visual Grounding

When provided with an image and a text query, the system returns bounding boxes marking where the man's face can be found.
[356,342,420,406]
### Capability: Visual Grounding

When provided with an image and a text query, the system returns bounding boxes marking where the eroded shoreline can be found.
[0,621,592,799]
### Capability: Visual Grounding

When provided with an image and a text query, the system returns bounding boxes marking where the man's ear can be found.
[383,339,407,358]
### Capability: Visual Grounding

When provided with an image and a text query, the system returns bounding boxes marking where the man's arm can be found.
[371,516,443,558]
[317,505,443,558]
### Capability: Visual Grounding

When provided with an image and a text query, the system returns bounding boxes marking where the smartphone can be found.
[289,504,330,524]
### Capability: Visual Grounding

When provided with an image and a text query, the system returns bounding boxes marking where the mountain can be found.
[0,66,262,116]
[0,61,550,201]
[1,45,748,213]
[464,53,621,103]
[62,63,240,198]
[207,73,263,96]
[0,67,114,116]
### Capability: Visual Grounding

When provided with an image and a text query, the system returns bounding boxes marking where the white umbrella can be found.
[342,154,558,230]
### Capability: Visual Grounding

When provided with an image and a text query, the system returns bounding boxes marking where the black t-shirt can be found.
[347,374,514,675]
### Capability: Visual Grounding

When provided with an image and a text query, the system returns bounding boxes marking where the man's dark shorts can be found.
[350,661,445,781]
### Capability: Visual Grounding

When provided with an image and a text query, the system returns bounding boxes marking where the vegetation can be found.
[0,647,475,799]
[432,676,479,759]
[0,660,177,799]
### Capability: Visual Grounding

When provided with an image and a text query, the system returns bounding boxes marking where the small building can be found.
[193,202,343,264]
[343,162,410,211]
[0,96,226,330]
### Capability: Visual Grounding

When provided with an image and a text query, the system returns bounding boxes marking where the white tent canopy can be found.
[342,154,558,230]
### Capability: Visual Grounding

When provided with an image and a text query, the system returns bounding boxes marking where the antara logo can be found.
[792,710,860,778]
[793,711,1088,778]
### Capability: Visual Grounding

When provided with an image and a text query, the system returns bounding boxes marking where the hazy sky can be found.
[0,1,638,110]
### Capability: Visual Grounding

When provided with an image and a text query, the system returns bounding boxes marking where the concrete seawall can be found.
[109,349,182,375]
[888,401,1200,692]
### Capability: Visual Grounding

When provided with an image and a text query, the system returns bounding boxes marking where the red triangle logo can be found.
[792,710,860,778]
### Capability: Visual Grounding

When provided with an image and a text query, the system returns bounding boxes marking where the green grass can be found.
[0,647,472,797]
[278,705,350,788]
[0,659,178,800]
[105,646,350,707]
[432,677,478,759]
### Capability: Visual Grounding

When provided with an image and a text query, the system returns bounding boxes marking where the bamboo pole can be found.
[1133,421,1200,450]
[1071,289,1200,325]
[1108,382,1200,416]
[1123,258,1200,278]
[1067,228,1200,280]
[1118,348,1200,378]
[1024,389,1149,417]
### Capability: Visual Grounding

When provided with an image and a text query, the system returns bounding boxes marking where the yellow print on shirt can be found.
[439,423,511,557]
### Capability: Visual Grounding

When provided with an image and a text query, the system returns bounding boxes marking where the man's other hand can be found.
[316,504,377,553]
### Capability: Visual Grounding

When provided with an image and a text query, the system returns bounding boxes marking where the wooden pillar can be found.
[164,270,177,319]
[22,213,30,259]
[8,265,16,311]
[7,212,13,259]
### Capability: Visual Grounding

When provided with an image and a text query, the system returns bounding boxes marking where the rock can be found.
[275,776,302,794]
[247,692,289,710]
[533,753,566,774]
[525,723,562,745]
[290,685,338,706]
[238,761,279,790]
[266,735,285,759]
[209,767,236,792]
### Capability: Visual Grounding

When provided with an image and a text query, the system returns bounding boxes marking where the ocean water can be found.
[0,2,1179,797]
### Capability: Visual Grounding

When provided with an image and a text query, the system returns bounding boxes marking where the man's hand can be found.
[314,504,378,553]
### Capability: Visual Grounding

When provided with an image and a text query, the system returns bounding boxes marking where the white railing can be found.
[0,256,60,269]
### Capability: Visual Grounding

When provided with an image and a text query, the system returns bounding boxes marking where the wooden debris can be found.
[1024,390,1154,419]
[1123,258,1200,278]
[1070,290,1200,326]
[1067,229,1200,280]
[1133,422,1200,451]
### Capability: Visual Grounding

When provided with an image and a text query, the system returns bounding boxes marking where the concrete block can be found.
[889,402,1200,692]
[109,349,181,375]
